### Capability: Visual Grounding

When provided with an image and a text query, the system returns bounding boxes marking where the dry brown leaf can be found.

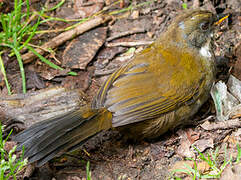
[186,129,200,144]
[192,138,214,152]
[63,27,107,69]
[176,130,195,158]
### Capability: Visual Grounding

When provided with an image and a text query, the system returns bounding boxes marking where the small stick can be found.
[22,15,112,64]
[106,28,146,42]
[106,40,153,47]
[200,119,241,131]
[94,69,116,76]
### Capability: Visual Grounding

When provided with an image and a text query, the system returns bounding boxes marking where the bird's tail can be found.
[13,107,112,166]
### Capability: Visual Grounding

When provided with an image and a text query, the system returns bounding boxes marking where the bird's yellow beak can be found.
[215,14,229,25]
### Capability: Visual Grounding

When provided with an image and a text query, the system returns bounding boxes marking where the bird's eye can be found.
[200,22,209,31]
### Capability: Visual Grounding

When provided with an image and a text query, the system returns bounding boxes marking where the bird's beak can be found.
[214,14,229,26]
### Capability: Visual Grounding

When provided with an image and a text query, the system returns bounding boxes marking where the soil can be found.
[1,0,241,179]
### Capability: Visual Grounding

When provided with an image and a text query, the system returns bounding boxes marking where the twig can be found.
[106,28,146,42]
[81,2,95,6]
[200,119,241,131]
[22,15,112,64]
[94,69,116,76]
[106,40,153,47]
[27,43,61,64]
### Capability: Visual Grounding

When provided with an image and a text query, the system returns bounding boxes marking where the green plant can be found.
[0,0,76,95]
[86,161,92,180]
[171,145,241,179]
[235,143,241,163]
[182,3,187,9]
[0,123,28,180]
[181,0,188,9]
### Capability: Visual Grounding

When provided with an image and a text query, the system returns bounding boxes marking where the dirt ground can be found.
[1,0,241,179]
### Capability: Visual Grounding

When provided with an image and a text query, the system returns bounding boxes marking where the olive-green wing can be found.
[92,45,204,127]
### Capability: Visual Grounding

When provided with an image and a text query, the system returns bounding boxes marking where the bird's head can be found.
[162,10,228,51]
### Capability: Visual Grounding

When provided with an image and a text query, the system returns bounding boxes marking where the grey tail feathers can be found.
[13,108,108,167]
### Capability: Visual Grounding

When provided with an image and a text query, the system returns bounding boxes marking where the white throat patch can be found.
[199,43,212,58]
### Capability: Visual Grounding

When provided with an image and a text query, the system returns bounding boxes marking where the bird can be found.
[13,10,228,167]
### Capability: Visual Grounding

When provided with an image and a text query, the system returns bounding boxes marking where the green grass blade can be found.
[224,144,228,164]
[25,0,30,20]
[17,23,30,43]
[3,43,26,93]
[13,0,20,26]
[193,146,208,162]
[236,144,241,163]
[212,147,219,165]
[200,174,219,178]
[13,32,19,48]
[0,14,8,41]
[26,45,64,69]
[19,15,41,51]
[183,163,195,175]
[67,71,77,76]
[17,13,37,42]
[63,18,89,31]
[14,0,18,14]
[44,0,65,12]
[13,47,26,93]
[173,177,182,180]
[0,52,12,94]
[39,16,71,24]
[109,4,132,15]
[26,45,77,76]
[86,161,92,180]
[7,13,13,38]
[15,0,23,25]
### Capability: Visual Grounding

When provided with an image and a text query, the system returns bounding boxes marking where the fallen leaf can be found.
[61,69,94,91]
[40,68,70,80]
[176,130,195,158]
[63,27,107,69]
[95,46,127,69]
[192,138,214,152]
[186,129,200,144]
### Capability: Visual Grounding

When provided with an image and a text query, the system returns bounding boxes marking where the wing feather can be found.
[92,44,205,127]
